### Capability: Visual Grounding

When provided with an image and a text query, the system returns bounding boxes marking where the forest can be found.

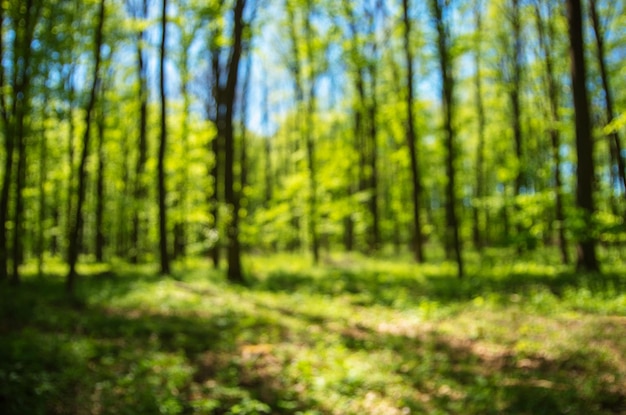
[0,0,625,413]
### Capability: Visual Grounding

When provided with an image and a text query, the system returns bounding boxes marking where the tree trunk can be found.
[209,47,221,268]
[158,0,170,275]
[262,81,273,206]
[222,0,246,283]
[367,64,380,252]
[67,0,106,293]
[588,0,626,198]
[472,0,485,252]
[431,0,464,278]
[304,0,320,264]
[95,92,106,262]
[129,0,149,263]
[566,0,599,272]
[0,0,42,284]
[402,0,425,263]
[37,101,48,276]
[534,2,569,264]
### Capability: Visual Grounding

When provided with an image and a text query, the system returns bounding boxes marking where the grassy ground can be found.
[1,250,625,414]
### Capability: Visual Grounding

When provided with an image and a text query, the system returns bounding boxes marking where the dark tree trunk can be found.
[472,0,485,251]
[286,1,304,252]
[221,0,246,283]
[11,98,28,285]
[402,0,425,263]
[506,0,525,253]
[67,0,106,293]
[158,0,170,275]
[37,101,48,276]
[129,0,149,263]
[431,0,464,278]
[566,0,599,272]
[95,93,106,262]
[209,48,221,268]
[173,25,196,260]
[588,0,626,198]
[0,0,7,281]
[304,0,320,264]
[262,81,273,206]
[367,64,380,252]
[534,2,569,265]
[1,0,42,284]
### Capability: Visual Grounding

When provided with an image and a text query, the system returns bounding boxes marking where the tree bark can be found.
[431,0,464,277]
[588,0,626,198]
[472,0,485,252]
[67,0,106,293]
[0,0,43,284]
[402,0,425,263]
[221,0,246,283]
[534,1,569,264]
[128,0,149,263]
[158,0,171,275]
[566,0,599,272]
[95,90,106,262]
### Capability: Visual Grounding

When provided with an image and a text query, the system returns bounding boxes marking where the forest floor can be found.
[1,250,625,414]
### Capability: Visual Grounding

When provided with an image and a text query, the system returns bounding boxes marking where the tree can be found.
[126,0,150,263]
[588,0,626,201]
[210,0,248,283]
[472,0,486,252]
[402,0,425,262]
[533,0,569,264]
[430,0,464,277]
[67,0,107,293]
[285,0,323,263]
[158,0,171,275]
[0,0,45,284]
[566,0,599,272]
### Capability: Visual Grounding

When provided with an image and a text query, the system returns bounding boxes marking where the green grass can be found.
[1,251,625,414]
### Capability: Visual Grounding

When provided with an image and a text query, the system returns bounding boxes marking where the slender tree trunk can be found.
[472,0,485,251]
[130,4,149,263]
[12,92,28,285]
[304,0,320,264]
[367,64,380,252]
[173,24,197,260]
[567,0,599,272]
[402,0,425,262]
[431,0,463,278]
[0,0,7,280]
[222,0,246,283]
[286,0,304,252]
[95,94,106,262]
[588,0,626,198]
[67,0,106,293]
[506,0,524,253]
[262,81,273,206]
[7,0,42,284]
[209,48,221,268]
[66,79,76,255]
[37,101,48,276]
[158,0,170,275]
[534,2,569,264]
